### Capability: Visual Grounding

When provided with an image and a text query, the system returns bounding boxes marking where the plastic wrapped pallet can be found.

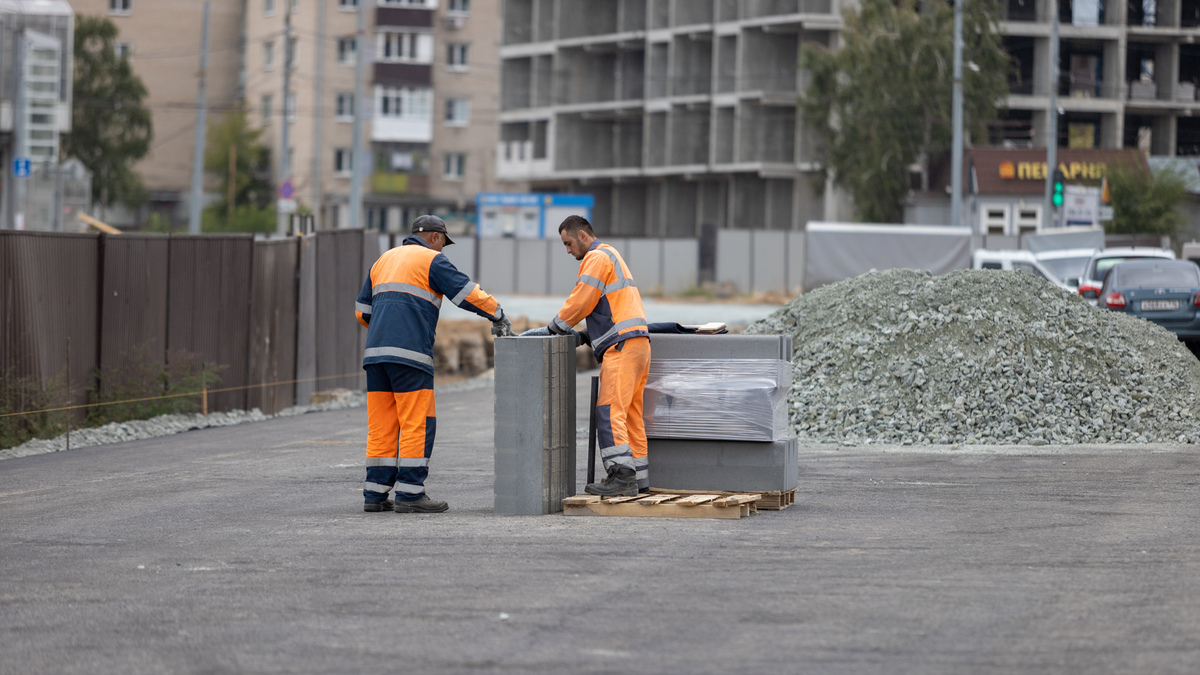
[643,358,791,441]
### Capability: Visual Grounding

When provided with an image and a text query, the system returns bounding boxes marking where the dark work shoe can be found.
[393,494,449,513]
[364,498,394,512]
[585,467,638,497]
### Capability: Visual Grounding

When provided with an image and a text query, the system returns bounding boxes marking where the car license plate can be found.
[1141,300,1179,311]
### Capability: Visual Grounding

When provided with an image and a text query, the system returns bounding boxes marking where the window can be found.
[444,98,470,126]
[338,0,358,7]
[981,205,1010,236]
[261,94,273,125]
[447,43,469,69]
[115,42,133,60]
[109,0,132,14]
[379,32,433,63]
[443,152,466,179]
[264,0,275,16]
[377,86,432,120]
[286,93,297,123]
[335,148,354,175]
[448,0,470,13]
[263,40,274,70]
[336,92,355,120]
[380,0,436,6]
[338,37,357,65]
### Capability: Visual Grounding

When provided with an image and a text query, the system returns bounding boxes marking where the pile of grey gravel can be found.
[745,268,1200,446]
[1,370,498,461]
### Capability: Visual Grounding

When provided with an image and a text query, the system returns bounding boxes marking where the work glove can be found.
[576,330,591,348]
[491,309,514,337]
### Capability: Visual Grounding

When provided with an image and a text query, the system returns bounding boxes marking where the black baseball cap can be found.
[411,215,455,245]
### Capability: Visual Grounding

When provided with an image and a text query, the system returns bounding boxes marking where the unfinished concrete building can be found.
[496,0,841,236]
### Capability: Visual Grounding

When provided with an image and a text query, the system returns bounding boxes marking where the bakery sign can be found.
[998,160,1108,181]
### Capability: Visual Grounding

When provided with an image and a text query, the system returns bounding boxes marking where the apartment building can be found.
[70,0,244,226]
[244,0,506,231]
[495,0,842,237]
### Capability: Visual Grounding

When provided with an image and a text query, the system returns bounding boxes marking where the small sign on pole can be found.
[278,179,295,200]
[13,157,30,177]
[277,198,297,214]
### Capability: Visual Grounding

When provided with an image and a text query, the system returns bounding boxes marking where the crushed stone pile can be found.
[745,268,1200,446]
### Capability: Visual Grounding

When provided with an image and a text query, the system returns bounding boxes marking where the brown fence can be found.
[1,229,376,419]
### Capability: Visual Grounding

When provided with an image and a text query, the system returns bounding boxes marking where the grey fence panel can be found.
[752,230,788,294]
[0,232,100,418]
[315,229,367,392]
[516,239,550,294]
[548,242,580,296]
[661,238,699,295]
[786,230,805,294]
[295,234,317,406]
[478,238,516,294]
[98,234,170,395]
[247,238,298,415]
[167,235,255,412]
[441,237,477,282]
[624,239,663,295]
[716,229,752,293]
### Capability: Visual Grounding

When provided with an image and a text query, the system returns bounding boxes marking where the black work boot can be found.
[585,466,638,497]
[393,494,449,513]
[364,498,394,512]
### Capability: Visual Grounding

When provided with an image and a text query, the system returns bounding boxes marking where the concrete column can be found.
[1157,42,1180,100]
[1100,112,1123,148]
[1034,37,1051,96]
[1103,38,1123,100]
[1152,114,1177,155]
[493,335,577,515]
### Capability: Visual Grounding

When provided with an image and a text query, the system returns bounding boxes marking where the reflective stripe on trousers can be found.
[363,363,436,502]
[594,336,650,487]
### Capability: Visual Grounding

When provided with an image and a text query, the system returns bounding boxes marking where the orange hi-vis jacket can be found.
[549,239,648,358]
[356,235,502,375]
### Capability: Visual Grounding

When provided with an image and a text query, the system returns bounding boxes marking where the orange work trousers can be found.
[364,363,436,503]
[595,335,651,489]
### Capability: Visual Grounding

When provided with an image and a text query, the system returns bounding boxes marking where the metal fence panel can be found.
[786,230,805,294]
[315,229,367,392]
[548,241,579,296]
[716,229,752,293]
[98,234,170,394]
[516,239,549,294]
[661,238,698,295]
[623,239,662,295]
[479,238,516,294]
[0,232,100,417]
[441,237,476,282]
[752,230,788,293]
[295,234,317,406]
[167,235,255,412]
[247,238,298,415]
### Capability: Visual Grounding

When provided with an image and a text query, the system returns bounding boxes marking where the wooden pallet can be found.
[648,487,797,511]
[562,493,760,519]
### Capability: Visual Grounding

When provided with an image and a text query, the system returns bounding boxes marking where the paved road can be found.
[3,378,1200,674]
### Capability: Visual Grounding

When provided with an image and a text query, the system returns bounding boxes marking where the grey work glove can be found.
[491,310,514,337]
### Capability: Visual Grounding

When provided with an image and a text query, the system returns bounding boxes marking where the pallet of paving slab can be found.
[648,487,796,511]
[561,492,760,520]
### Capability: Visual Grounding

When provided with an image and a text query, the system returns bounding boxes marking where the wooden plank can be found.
[712,494,762,507]
[601,494,646,504]
[563,495,600,506]
[673,494,721,506]
[637,494,682,505]
[563,502,747,520]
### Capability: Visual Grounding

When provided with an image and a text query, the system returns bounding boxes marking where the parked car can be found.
[1033,247,1097,290]
[972,249,1069,289]
[1098,259,1200,341]
[1077,247,1177,305]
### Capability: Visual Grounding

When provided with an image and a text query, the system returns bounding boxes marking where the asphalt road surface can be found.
[3,377,1200,674]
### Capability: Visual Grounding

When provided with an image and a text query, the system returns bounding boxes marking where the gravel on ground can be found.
[746,268,1200,446]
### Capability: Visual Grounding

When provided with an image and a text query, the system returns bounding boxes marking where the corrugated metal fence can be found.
[1,230,375,418]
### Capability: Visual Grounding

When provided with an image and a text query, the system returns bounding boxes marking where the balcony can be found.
[371,172,429,195]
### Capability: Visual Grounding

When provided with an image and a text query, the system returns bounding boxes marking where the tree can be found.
[1106,161,1188,241]
[801,0,1011,223]
[61,16,152,210]
[202,111,275,233]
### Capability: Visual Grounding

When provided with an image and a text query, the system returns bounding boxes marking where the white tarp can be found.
[1023,227,1105,254]
[804,222,972,291]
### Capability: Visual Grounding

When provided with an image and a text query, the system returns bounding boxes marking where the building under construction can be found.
[496,0,843,237]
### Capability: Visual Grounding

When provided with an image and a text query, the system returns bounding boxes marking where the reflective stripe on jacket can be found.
[549,240,648,358]
[356,235,501,375]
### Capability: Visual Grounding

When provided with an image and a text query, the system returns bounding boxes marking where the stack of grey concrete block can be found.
[493,335,576,515]
[645,335,798,493]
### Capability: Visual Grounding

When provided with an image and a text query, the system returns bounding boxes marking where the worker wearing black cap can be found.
[355,215,513,513]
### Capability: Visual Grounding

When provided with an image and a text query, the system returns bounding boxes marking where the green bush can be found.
[0,368,69,450]
[87,347,225,426]
[202,204,276,233]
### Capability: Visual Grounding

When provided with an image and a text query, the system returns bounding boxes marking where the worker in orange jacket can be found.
[549,215,650,496]
[355,215,512,513]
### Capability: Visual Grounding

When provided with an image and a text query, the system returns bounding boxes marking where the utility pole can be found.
[13,28,25,230]
[349,0,368,230]
[1044,4,1060,230]
[311,0,326,228]
[189,2,211,235]
[228,143,237,216]
[950,0,964,230]
[277,4,294,235]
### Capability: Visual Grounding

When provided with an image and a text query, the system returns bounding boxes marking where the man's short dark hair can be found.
[558,215,595,238]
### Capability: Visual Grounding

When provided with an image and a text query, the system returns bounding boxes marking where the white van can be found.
[971,249,1069,290]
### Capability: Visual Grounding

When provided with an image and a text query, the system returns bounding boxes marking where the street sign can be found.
[1062,185,1101,228]
[277,198,297,214]
[1098,206,1114,221]
[278,179,294,200]
[13,157,30,177]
